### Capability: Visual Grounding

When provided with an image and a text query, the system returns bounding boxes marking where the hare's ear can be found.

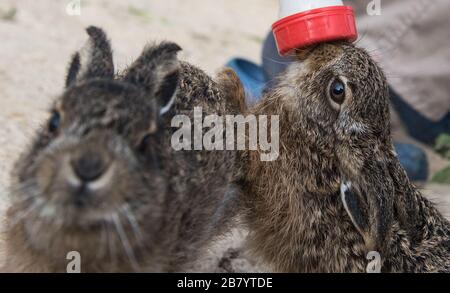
[123,42,181,115]
[65,26,114,87]
[340,161,394,252]
[388,158,421,236]
[340,182,369,237]
[216,68,247,114]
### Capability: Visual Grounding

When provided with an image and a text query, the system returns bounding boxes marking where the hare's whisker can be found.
[105,220,118,268]
[261,55,294,65]
[111,213,140,272]
[120,203,144,245]
[6,198,45,230]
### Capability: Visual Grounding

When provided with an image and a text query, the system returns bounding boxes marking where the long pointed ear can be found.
[216,68,247,114]
[122,42,181,115]
[340,161,394,253]
[65,26,114,87]
[388,157,421,237]
[340,182,370,237]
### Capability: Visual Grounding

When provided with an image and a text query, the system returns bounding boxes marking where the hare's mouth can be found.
[25,155,124,222]
[11,195,124,230]
[18,205,143,266]
[10,183,125,231]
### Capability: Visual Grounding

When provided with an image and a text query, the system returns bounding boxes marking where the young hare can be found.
[238,42,450,272]
[1,27,243,272]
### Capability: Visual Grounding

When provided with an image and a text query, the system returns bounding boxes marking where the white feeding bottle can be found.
[273,0,358,56]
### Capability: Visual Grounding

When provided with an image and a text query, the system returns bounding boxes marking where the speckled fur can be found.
[238,42,450,272]
[2,27,243,272]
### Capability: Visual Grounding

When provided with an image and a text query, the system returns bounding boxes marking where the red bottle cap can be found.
[272,5,358,56]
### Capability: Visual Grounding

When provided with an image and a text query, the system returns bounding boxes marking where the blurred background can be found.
[0,1,449,265]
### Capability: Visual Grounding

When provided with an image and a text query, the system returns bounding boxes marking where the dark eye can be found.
[138,133,152,153]
[329,79,346,105]
[48,111,61,133]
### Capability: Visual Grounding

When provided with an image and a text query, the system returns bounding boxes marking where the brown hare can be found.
[237,42,450,272]
[1,26,244,272]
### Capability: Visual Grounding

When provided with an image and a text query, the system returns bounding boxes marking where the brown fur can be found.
[237,42,450,272]
[216,67,247,114]
[1,27,242,272]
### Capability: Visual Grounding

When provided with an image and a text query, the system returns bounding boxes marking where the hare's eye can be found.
[48,111,61,133]
[138,134,152,153]
[329,79,346,105]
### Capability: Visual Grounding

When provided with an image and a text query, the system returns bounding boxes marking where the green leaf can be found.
[0,7,17,21]
[435,134,450,157]
[128,6,152,22]
[431,166,450,185]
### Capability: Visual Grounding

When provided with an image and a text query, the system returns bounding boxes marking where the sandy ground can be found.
[0,0,448,272]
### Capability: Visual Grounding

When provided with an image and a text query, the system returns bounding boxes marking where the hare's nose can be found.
[71,152,107,182]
